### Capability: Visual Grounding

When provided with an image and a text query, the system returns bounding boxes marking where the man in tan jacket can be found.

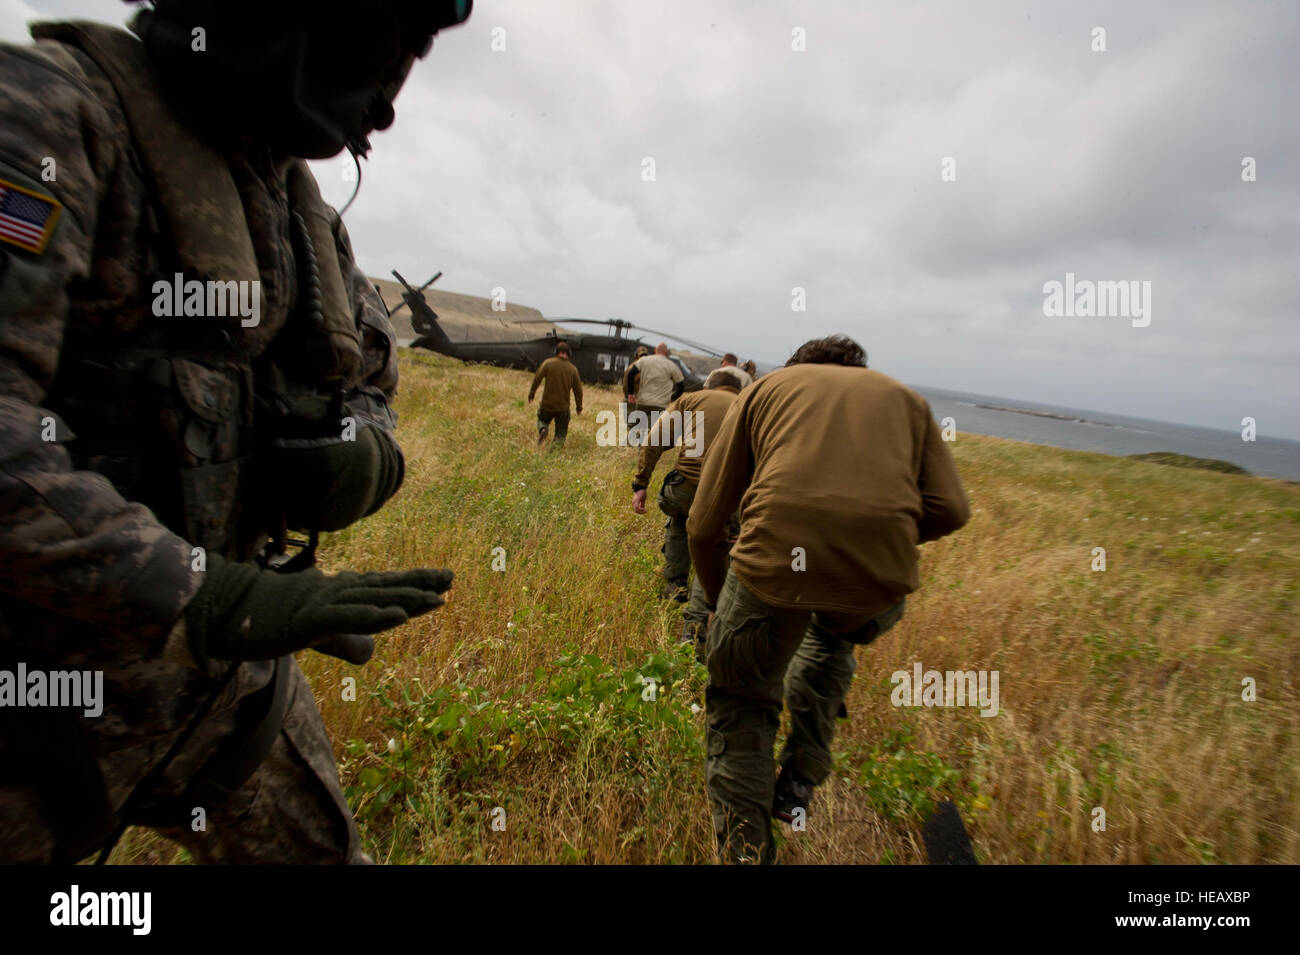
[631,368,745,649]
[528,341,583,450]
[687,335,970,864]
[718,352,753,389]
[625,342,684,445]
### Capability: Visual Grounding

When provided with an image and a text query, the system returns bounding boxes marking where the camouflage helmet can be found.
[132,0,472,159]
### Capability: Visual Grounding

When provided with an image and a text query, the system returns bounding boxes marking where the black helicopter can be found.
[387,270,723,388]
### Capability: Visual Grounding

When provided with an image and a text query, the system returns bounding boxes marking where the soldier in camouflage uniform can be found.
[0,1,472,864]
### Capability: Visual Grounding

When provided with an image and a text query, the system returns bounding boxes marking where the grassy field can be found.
[119,350,1300,864]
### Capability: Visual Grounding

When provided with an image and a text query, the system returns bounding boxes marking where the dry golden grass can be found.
[115,350,1300,864]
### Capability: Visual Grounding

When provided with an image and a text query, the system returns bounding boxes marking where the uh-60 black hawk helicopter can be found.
[388,270,724,390]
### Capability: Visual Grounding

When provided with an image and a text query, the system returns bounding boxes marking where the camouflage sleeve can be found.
[0,40,200,652]
[333,210,399,433]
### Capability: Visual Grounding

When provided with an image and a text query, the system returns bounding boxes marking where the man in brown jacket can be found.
[528,341,583,450]
[687,335,970,864]
[631,368,745,647]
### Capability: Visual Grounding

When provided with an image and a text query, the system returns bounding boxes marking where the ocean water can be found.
[913,386,1300,481]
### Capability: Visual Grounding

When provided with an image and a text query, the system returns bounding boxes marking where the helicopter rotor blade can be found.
[546,318,723,356]
[627,326,724,357]
[504,317,725,358]
[510,318,618,326]
[601,323,722,358]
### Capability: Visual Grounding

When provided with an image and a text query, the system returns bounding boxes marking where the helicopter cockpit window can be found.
[597,353,612,371]
[614,354,629,372]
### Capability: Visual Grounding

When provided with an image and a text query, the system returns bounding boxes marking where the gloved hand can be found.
[185,554,453,665]
[270,421,405,532]
[312,632,378,665]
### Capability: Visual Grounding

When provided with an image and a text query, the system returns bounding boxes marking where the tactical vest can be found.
[31,21,367,561]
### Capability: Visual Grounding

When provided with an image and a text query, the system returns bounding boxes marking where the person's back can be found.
[650,386,738,485]
[719,362,967,614]
[631,369,744,646]
[633,353,682,408]
[687,336,970,865]
[719,355,753,390]
[534,355,581,413]
[528,348,582,449]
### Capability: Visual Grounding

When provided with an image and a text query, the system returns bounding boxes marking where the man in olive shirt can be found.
[687,335,970,864]
[528,341,583,450]
[631,368,745,643]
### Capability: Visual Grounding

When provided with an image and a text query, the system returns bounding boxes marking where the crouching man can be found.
[687,335,970,864]
[631,367,745,640]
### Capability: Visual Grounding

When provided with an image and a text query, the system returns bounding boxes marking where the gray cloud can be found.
[13,0,1300,437]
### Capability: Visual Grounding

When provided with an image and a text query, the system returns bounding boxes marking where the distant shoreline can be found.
[969,402,1123,429]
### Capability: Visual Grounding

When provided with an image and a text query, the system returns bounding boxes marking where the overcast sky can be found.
[6,1,1298,438]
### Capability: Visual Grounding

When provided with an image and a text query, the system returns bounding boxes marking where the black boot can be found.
[681,618,707,664]
[661,575,688,602]
[772,767,815,825]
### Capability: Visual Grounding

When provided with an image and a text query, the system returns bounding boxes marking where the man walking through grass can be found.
[631,367,746,643]
[624,342,683,445]
[687,334,971,864]
[528,340,583,450]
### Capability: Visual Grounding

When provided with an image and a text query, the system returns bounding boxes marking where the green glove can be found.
[185,554,453,665]
[271,422,405,532]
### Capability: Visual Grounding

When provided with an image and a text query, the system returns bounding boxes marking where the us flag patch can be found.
[0,178,62,255]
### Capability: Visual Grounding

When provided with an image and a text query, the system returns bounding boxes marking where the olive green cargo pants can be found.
[682,577,713,662]
[657,470,696,582]
[704,566,905,864]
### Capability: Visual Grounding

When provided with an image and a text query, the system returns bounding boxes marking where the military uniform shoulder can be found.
[861,367,922,398]
[691,390,736,418]
[1,32,89,86]
[0,31,122,124]
[861,367,905,388]
[748,363,794,387]
[0,31,129,228]
[700,384,737,403]
[674,389,705,410]
[854,370,931,419]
